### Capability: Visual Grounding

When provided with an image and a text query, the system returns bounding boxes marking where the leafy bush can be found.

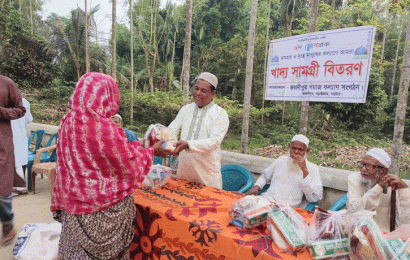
[382,96,410,144]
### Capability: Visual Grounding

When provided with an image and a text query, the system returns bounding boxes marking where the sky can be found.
[41,0,130,44]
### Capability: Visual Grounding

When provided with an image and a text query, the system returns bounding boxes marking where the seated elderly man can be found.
[348,148,410,232]
[111,114,138,142]
[246,134,323,208]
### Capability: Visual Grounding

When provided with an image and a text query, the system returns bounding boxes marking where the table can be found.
[131,178,313,260]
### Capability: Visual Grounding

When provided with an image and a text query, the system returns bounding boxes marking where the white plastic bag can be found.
[13,223,61,260]
[142,165,173,189]
[229,195,272,229]
[307,207,349,259]
[266,202,308,254]
[143,124,177,150]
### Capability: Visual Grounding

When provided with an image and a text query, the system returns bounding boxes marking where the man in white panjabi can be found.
[348,148,410,232]
[246,134,323,208]
[11,98,33,196]
[168,72,229,189]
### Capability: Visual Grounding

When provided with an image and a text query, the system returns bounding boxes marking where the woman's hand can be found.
[153,140,172,157]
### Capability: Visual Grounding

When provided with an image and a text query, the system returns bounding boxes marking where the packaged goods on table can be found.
[229,195,272,229]
[142,165,173,189]
[384,224,410,260]
[144,124,177,151]
[307,207,349,260]
[266,202,308,254]
[348,213,399,260]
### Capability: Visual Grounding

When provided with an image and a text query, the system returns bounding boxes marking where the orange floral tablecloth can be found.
[131,177,313,260]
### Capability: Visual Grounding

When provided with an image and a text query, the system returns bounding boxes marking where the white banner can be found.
[265,26,375,103]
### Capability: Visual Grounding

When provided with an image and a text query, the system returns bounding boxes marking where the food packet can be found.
[143,124,177,151]
[307,207,349,260]
[347,211,398,260]
[384,224,410,260]
[142,165,173,189]
[266,202,308,254]
[229,195,272,229]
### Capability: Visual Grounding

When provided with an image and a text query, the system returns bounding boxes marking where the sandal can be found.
[12,190,28,197]
[2,224,16,244]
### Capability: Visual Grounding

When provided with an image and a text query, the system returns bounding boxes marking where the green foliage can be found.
[40,78,75,104]
[382,96,410,144]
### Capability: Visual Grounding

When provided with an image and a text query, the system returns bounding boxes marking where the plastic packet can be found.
[229,195,272,229]
[143,124,177,150]
[384,224,410,259]
[142,165,173,189]
[266,202,308,254]
[347,211,398,260]
[307,207,349,260]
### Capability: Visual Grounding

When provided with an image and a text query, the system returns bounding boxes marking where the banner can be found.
[265,26,375,103]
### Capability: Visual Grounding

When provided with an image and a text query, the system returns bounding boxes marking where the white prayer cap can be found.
[366,148,391,168]
[197,72,218,88]
[291,134,309,147]
[112,114,122,121]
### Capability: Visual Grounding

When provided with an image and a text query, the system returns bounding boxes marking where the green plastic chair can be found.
[221,164,254,193]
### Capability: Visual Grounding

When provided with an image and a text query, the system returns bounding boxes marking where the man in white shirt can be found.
[168,72,229,189]
[348,148,410,232]
[246,134,323,208]
[11,98,33,196]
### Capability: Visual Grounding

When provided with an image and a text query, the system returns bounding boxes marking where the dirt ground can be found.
[253,145,410,174]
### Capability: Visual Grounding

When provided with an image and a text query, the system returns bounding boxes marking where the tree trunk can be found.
[390,12,410,176]
[85,0,90,73]
[330,0,336,29]
[182,0,193,105]
[390,13,404,100]
[19,0,22,12]
[240,0,258,154]
[169,28,177,90]
[299,0,319,136]
[29,0,33,34]
[112,0,117,81]
[130,0,134,125]
[261,0,272,125]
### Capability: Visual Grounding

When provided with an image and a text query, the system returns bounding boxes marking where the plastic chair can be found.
[258,184,318,210]
[40,133,58,163]
[221,164,254,193]
[23,130,45,180]
[328,193,348,211]
[31,145,57,195]
[27,130,45,156]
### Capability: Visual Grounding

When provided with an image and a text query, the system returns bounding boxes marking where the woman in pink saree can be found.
[51,72,163,259]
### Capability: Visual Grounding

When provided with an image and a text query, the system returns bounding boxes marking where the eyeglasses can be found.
[357,161,385,170]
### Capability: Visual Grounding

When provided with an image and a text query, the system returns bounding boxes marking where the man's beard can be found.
[360,174,379,191]
[286,151,307,172]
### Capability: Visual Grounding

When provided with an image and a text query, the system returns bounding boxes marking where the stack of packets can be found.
[229,195,272,229]
[348,213,410,260]
[266,202,308,254]
[142,165,173,189]
[144,124,177,151]
[307,207,349,260]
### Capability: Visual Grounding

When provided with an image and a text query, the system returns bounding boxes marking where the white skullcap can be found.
[112,114,122,121]
[198,72,218,88]
[291,134,309,147]
[366,148,391,168]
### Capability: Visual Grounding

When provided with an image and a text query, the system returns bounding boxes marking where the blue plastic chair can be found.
[258,184,318,210]
[221,164,254,193]
[40,132,58,163]
[328,193,348,211]
[23,130,45,177]
[27,130,45,157]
